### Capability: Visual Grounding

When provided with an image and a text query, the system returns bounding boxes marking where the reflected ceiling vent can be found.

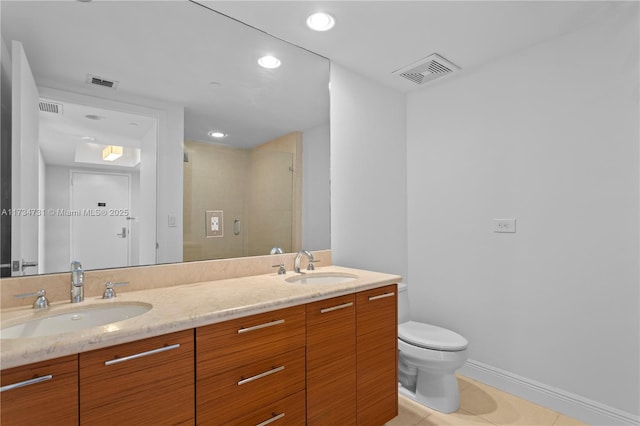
[38,99,63,115]
[86,74,119,89]
[393,53,460,85]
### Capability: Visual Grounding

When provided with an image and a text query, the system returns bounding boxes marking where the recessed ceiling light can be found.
[209,81,222,88]
[306,12,335,31]
[85,114,103,120]
[128,122,138,126]
[208,131,227,139]
[81,136,95,141]
[258,55,281,69]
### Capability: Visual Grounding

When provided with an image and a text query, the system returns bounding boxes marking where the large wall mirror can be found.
[0,0,330,277]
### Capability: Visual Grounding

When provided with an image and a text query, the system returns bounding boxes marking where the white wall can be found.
[302,122,330,251]
[330,64,408,279]
[44,165,70,273]
[406,3,638,422]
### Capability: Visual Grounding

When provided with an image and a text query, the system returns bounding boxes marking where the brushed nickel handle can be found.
[237,319,285,334]
[320,302,353,314]
[104,343,180,366]
[256,412,285,426]
[0,375,52,392]
[368,292,395,301]
[237,365,285,386]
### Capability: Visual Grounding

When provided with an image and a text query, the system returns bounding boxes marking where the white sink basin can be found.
[285,272,358,285]
[0,302,152,339]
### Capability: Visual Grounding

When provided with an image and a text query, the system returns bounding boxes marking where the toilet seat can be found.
[399,321,468,351]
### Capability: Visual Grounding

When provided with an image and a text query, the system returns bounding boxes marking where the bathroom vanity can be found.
[0,265,399,425]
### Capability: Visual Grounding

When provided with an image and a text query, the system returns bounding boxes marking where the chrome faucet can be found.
[294,250,315,273]
[70,260,84,303]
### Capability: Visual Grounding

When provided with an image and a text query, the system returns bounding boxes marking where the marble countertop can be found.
[0,265,401,369]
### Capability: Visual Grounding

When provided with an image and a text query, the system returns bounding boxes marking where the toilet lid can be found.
[398,321,468,351]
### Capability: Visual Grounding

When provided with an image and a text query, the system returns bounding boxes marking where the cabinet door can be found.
[79,329,194,425]
[356,284,398,425]
[306,294,356,426]
[1,354,78,425]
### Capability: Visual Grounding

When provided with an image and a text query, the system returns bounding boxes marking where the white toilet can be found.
[397,283,469,413]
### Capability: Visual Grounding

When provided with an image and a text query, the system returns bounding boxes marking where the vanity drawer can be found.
[197,347,305,425]
[356,284,397,336]
[224,389,306,426]
[79,329,194,425]
[1,354,79,425]
[306,293,355,326]
[197,304,305,375]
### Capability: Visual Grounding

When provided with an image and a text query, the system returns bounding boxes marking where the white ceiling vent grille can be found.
[393,53,460,85]
[86,74,119,89]
[38,99,63,115]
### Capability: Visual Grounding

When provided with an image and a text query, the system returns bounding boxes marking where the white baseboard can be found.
[459,359,639,426]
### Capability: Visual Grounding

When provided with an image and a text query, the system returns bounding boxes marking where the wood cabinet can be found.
[356,284,398,425]
[306,293,357,425]
[2,283,398,426]
[0,354,78,426]
[79,329,194,425]
[196,304,306,425]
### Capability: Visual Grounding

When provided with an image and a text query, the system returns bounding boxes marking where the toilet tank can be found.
[397,283,411,324]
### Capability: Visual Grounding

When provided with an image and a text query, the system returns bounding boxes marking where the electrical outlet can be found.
[493,218,516,233]
[205,210,223,237]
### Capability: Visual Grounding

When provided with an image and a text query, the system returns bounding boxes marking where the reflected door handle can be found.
[21,259,38,273]
[117,227,127,238]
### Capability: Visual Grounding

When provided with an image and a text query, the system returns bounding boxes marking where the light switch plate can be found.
[493,218,516,233]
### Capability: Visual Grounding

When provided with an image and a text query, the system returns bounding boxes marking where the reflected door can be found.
[10,41,40,276]
[70,171,130,270]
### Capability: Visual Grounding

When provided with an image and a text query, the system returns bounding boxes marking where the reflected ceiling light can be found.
[81,136,95,141]
[258,55,281,69]
[208,131,227,139]
[306,12,335,31]
[102,145,123,161]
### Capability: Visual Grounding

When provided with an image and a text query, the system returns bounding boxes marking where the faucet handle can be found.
[14,289,49,310]
[103,281,129,299]
[307,259,320,271]
[272,263,287,275]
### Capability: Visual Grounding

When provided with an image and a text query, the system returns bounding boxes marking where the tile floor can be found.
[386,375,586,426]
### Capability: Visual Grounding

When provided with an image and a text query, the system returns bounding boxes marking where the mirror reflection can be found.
[0,0,330,277]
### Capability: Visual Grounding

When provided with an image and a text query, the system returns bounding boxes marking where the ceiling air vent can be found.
[38,99,63,115]
[392,53,460,86]
[86,74,119,89]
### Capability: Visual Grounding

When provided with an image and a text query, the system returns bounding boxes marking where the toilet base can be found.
[398,369,461,414]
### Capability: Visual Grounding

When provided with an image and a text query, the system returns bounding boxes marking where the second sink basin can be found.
[1,302,152,340]
[285,272,358,285]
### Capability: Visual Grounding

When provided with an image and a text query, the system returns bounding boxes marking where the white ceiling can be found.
[207,1,616,93]
[1,0,329,161]
[3,0,616,168]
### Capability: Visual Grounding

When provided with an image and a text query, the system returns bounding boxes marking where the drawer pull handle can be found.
[104,343,181,366]
[238,319,285,334]
[320,302,353,314]
[0,374,52,392]
[256,412,285,426]
[238,365,285,386]
[369,292,395,301]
